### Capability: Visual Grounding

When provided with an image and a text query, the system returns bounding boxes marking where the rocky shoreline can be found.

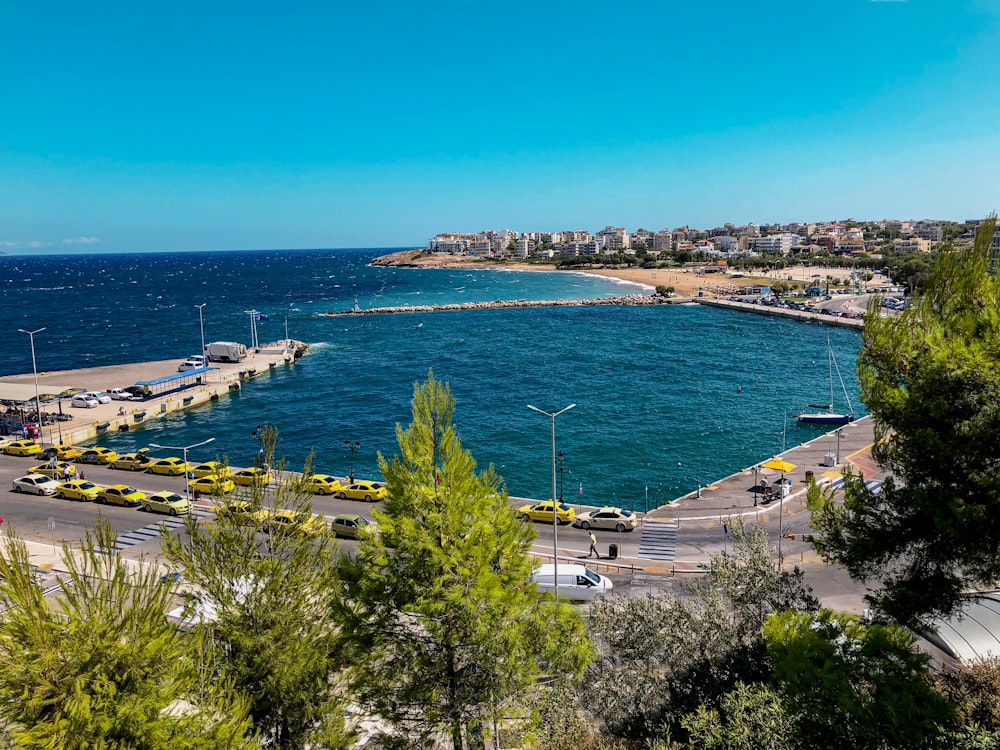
[323,294,674,316]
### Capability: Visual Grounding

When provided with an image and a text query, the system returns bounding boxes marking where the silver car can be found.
[572,506,638,532]
[12,474,60,496]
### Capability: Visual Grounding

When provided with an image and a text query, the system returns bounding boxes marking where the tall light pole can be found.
[557,451,565,504]
[195,303,207,358]
[344,440,361,483]
[527,403,576,596]
[835,428,844,466]
[149,437,215,505]
[18,327,46,443]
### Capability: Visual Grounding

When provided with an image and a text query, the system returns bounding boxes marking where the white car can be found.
[83,391,112,404]
[71,395,100,409]
[108,388,135,401]
[12,474,60,496]
[177,359,204,372]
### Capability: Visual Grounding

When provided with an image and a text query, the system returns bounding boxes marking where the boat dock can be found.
[0,341,306,446]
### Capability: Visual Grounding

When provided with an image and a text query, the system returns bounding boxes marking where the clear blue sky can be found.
[2,1,998,253]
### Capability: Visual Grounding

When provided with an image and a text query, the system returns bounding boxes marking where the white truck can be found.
[205,341,248,363]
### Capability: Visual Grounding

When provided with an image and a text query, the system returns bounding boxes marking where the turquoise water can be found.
[1,249,864,509]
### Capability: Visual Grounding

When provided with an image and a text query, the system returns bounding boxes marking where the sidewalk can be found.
[648,415,876,526]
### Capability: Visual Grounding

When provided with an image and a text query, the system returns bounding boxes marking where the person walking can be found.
[588,530,599,559]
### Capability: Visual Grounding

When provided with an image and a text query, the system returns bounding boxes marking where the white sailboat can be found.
[796,339,855,426]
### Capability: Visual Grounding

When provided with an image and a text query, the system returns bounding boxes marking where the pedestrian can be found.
[47,455,57,470]
[723,522,729,537]
[63,464,72,481]
[588,530,599,559]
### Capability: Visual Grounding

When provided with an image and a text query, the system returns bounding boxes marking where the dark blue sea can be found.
[1,248,864,509]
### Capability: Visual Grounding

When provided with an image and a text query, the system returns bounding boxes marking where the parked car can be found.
[71,395,100,409]
[78,447,119,464]
[42,444,82,461]
[232,467,271,487]
[56,479,103,501]
[177,359,204,372]
[215,500,268,526]
[4,440,43,457]
[330,513,375,540]
[517,500,575,525]
[82,391,112,404]
[336,481,387,502]
[268,510,326,537]
[123,385,147,399]
[28,462,77,480]
[191,461,231,478]
[111,448,151,471]
[97,485,145,507]
[146,457,191,476]
[108,388,136,401]
[143,490,192,516]
[303,474,344,495]
[188,475,236,495]
[12,474,60,496]
[572,507,638,532]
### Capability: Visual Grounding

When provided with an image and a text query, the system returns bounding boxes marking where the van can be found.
[530,563,613,601]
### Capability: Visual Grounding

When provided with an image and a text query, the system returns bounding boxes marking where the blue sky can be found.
[1,1,998,253]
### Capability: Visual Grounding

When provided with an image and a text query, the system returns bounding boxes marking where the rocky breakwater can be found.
[323,295,670,316]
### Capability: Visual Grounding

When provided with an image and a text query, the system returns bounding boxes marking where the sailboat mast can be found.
[827,340,835,414]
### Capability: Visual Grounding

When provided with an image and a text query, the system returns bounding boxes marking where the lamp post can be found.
[344,440,361,484]
[835,428,843,466]
[195,303,207,358]
[557,451,565,504]
[527,403,576,596]
[18,327,45,443]
[149,437,215,505]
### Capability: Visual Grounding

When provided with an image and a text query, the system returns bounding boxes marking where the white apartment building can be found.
[753,233,800,255]
[595,225,631,253]
[654,229,673,253]
[913,221,944,242]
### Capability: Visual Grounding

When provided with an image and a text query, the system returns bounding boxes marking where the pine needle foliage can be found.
[0,519,254,749]
[337,372,591,749]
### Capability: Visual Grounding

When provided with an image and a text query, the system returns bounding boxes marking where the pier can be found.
[0,341,306,446]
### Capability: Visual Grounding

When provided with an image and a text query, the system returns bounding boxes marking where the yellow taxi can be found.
[143,490,192,516]
[111,448,152,472]
[517,500,575,525]
[146,457,191,476]
[192,461,232,478]
[303,474,344,496]
[56,479,103,502]
[42,444,82,461]
[78,447,119,465]
[188,475,236,495]
[268,509,326,537]
[337,481,387,502]
[215,500,269,527]
[97,485,145,507]
[29,462,78,480]
[232,467,272,487]
[4,439,43,457]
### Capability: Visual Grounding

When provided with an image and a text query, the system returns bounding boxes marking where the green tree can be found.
[162,429,351,749]
[679,682,797,750]
[0,519,254,749]
[809,217,1000,625]
[336,373,591,749]
[763,609,951,749]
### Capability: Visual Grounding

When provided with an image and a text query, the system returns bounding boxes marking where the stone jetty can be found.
[323,294,673,316]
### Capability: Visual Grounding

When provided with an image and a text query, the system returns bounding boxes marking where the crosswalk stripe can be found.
[637,519,678,561]
[113,510,209,550]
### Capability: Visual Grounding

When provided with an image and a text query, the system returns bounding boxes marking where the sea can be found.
[0,248,865,510]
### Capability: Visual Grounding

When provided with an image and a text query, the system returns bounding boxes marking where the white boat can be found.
[797,339,855,426]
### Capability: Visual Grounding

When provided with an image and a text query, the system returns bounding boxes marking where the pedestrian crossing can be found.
[826,476,883,495]
[637,519,678,561]
[113,508,212,551]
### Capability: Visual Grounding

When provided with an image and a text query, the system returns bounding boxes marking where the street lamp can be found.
[344,440,361,483]
[527,403,576,597]
[835,428,844,466]
[149,437,215,505]
[195,303,207,358]
[18,327,46,443]
[557,451,565,504]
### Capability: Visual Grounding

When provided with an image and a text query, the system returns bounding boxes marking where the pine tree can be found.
[810,216,1000,625]
[162,426,352,749]
[0,519,254,749]
[337,372,591,749]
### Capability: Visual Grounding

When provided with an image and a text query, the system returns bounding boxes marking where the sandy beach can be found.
[372,251,874,297]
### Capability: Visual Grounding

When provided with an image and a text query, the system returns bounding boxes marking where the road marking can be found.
[637,520,677,561]
[113,508,211,551]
